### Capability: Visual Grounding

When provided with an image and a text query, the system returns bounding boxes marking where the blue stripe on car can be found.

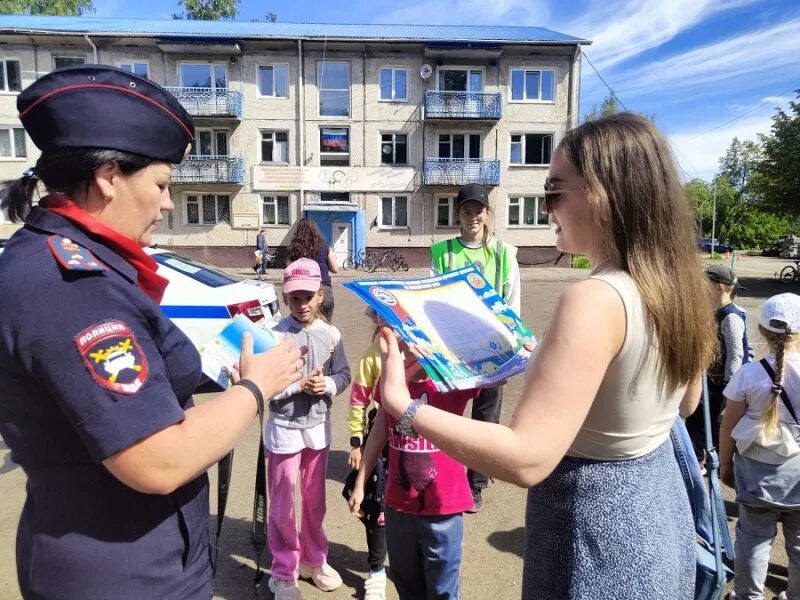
[161,305,231,319]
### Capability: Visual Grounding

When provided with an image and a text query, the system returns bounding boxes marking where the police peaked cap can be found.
[18,64,195,164]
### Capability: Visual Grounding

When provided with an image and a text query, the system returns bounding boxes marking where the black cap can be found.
[18,65,195,164]
[456,183,490,208]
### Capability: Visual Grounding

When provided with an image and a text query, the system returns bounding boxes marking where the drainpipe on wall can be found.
[84,34,98,64]
[567,45,581,128]
[297,39,305,213]
[27,35,38,79]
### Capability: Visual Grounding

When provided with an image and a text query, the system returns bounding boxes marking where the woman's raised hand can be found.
[378,327,413,419]
[238,333,306,400]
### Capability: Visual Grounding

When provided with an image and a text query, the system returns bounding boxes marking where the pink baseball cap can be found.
[283,258,321,294]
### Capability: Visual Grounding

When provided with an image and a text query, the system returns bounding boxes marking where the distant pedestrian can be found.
[287,218,339,321]
[720,293,800,600]
[256,227,269,278]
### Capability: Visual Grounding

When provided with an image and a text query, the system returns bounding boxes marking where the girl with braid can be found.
[720,293,800,600]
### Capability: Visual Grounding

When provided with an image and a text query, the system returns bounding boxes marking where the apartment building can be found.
[0,16,589,266]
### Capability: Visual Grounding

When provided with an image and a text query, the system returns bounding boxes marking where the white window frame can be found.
[0,58,22,93]
[261,194,291,226]
[178,62,228,90]
[380,132,408,165]
[190,129,229,157]
[0,126,27,159]
[117,60,149,79]
[317,60,350,118]
[437,132,482,159]
[436,196,457,228]
[509,132,555,166]
[53,55,86,70]
[379,195,409,229]
[509,68,556,103]
[256,63,290,98]
[436,66,485,92]
[319,127,350,166]
[184,193,231,226]
[378,67,408,102]
[260,130,289,163]
[507,196,549,228]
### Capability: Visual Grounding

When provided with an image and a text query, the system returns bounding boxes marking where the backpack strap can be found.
[446,239,454,272]
[759,358,799,424]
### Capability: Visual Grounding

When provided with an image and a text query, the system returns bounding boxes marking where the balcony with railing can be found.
[424,91,502,120]
[165,87,243,118]
[422,158,500,186]
[172,155,244,185]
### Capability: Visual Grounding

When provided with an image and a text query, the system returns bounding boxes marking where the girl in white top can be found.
[374,113,716,599]
[720,293,800,600]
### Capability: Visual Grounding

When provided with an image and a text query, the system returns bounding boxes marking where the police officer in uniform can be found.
[0,65,304,599]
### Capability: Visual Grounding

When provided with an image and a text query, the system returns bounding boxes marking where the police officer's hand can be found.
[238,333,306,400]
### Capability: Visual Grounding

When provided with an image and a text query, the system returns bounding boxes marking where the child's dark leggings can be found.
[366,525,387,570]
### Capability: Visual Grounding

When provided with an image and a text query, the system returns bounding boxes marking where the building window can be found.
[320,128,349,166]
[0,59,21,92]
[508,196,548,227]
[258,65,289,98]
[262,195,290,225]
[185,194,230,225]
[261,131,288,163]
[190,130,228,156]
[380,196,408,228]
[438,68,483,92]
[119,62,149,78]
[381,133,407,165]
[180,63,227,90]
[318,61,349,117]
[320,192,350,203]
[436,197,456,227]
[510,133,553,165]
[379,67,407,101]
[0,127,26,158]
[438,133,481,159]
[53,56,85,70]
[510,69,555,102]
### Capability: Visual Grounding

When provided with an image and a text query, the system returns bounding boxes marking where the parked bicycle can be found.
[368,248,409,272]
[342,249,376,271]
[779,260,800,283]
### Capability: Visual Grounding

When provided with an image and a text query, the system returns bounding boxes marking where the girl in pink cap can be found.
[266,258,351,600]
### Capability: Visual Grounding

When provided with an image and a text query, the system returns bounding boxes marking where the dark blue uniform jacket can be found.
[0,207,212,599]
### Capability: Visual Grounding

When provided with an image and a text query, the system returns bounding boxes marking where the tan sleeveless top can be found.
[567,267,687,460]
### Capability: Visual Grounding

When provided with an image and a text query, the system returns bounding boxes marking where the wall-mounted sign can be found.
[232,213,261,229]
[252,166,418,192]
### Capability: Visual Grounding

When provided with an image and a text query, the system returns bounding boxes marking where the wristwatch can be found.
[396,398,426,437]
[349,436,362,448]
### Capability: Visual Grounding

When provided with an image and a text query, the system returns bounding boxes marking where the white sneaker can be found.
[268,577,302,600]
[364,569,387,600]
[298,562,343,592]
[778,592,788,600]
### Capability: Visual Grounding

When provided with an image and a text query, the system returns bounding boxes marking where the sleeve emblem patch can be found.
[48,235,107,272]
[75,320,149,394]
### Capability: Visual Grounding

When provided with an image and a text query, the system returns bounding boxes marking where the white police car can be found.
[145,248,281,351]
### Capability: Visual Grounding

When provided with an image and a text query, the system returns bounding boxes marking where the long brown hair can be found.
[287,218,324,262]
[559,113,715,390]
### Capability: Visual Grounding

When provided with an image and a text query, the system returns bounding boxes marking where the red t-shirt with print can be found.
[376,378,477,516]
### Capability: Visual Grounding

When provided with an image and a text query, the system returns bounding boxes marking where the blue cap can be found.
[18,65,195,164]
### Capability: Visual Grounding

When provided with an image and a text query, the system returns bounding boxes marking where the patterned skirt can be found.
[523,438,695,600]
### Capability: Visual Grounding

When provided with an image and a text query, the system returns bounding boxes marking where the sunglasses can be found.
[540,179,585,213]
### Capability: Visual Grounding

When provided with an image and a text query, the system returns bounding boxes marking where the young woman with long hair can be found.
[287,217,339,321]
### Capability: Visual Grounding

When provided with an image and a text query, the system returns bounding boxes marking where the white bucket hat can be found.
[760,293,800,334]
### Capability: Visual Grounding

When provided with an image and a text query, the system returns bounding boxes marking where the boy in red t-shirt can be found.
[349,343,477,599]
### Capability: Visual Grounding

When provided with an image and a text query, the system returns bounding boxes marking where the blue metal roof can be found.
[0,16,589,45]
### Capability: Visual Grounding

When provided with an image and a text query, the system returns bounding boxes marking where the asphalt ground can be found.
[1,254,797,599]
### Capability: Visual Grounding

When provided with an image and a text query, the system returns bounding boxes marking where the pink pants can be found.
[267,447,329,582]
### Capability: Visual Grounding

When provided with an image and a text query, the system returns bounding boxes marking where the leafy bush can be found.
[571,255,591,269]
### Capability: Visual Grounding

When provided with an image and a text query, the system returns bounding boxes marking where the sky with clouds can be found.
[92,0,799,181]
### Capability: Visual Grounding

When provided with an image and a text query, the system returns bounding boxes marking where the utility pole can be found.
[710,180,717,256]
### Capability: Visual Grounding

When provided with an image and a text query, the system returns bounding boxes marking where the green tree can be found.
[718,137,762,198]
[0,0,93,15]
[173,0,238,20]
[752,90,800,215]
[583,94,619,122]
[685,178,713,234]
